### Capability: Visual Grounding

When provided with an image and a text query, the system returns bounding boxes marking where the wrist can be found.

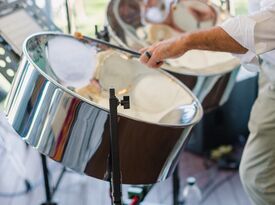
[179,33,194,52]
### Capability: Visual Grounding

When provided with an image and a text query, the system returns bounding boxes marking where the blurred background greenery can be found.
[75,0,108,35]
[46,0,248,36]
[234,0,248,15]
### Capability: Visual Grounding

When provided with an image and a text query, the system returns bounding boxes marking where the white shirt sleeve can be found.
[219,3,275,66]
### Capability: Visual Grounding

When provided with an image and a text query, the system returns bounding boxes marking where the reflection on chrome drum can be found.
[5,33,203,184]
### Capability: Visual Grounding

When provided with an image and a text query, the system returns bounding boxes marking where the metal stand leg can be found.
[65,0,71,34]
[109,88,130,205]
[40,154,57,205]
[52,167,67,198]
[109,89,122,205]
[173,166,180,205]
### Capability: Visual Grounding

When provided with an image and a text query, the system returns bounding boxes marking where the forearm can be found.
[140,25,249,68]
[183,26,248,54]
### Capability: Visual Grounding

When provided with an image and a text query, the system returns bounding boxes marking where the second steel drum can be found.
[107,0,240,112]
[5,32,203,184]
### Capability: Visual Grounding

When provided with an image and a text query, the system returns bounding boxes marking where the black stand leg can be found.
[40,154,57,205]
[173,166,180,205]
[52,167,67,198]
[65,0,71,34]
[109,88,130,205]
[109,88,122,205]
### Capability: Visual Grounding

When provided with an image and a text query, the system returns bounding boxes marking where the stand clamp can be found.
[95,25,110,42]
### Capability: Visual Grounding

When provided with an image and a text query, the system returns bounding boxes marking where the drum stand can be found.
[40,155,67,205]
[40,155,57,205]
[95,25,110,42]
[173,166,181,205]
[108,88,130,205]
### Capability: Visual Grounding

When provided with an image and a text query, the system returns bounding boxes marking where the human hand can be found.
[139,35,189,68]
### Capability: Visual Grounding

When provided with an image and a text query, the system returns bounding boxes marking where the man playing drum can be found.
[140,0,275,204]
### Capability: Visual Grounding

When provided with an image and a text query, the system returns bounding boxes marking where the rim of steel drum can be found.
[106,0,240,77]
[5,32,204,184]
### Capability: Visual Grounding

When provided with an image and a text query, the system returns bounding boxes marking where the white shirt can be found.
[220,0,275,70]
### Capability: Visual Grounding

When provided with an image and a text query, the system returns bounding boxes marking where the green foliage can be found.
[76,0,108,36]
[234,0,248,15]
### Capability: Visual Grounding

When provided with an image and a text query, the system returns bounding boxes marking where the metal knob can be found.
[120,96,130,109]
[95,25,110,42]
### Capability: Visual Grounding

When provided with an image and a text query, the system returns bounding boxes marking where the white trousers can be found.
[240,61,275,205]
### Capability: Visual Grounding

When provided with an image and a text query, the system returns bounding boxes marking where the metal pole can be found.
[173,166,180,205]
[52,167,67,198]
[40,154,57,205]
[109,88,122,205]
[65,0,71,34]
[41,155,51,202]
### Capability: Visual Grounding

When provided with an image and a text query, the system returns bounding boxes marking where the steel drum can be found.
[5,32,203,184]
[107,0,240,112]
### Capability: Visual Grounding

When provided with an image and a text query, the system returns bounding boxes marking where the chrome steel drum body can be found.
[5,32,203,184]
[106,0,240,112]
